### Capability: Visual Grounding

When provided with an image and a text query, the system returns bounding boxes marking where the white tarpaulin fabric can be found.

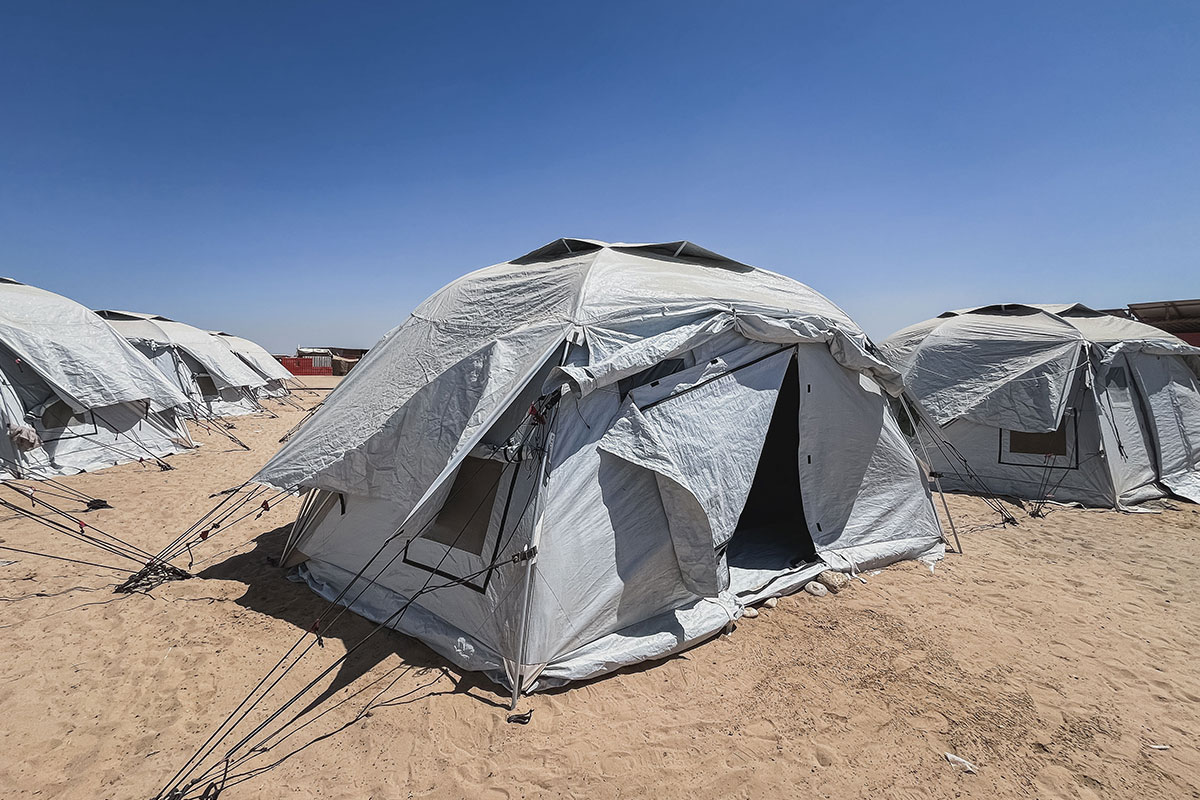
[260,240,945,693]
[882,303,1200,507]
[883,307,1084,432]
[98,311,266,391]
[98,310,268,418]
[1128,353,1200,502]
[0,280,188,412]
[0,279,194,477]
[259,245,901,500]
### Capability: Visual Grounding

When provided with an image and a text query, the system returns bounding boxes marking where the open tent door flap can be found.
[597,346,795,596]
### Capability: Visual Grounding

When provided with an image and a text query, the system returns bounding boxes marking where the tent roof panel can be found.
[254,239,890,501]
[0,283,189,411]
[97,310,266,389]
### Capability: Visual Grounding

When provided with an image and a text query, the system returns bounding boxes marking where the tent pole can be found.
[508,404,558,711]
[510,542,537,710]
[933,473,962,554]
[898,398,962,554]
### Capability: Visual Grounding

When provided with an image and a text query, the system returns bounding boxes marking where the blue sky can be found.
[2,1,1197,352]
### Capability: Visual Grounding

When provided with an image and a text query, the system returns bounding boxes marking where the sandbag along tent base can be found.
[882,303,1200,508]
[0,279,194,478]
[256,239,945,695]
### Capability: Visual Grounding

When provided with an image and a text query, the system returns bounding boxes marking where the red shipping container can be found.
[276,356,333,376]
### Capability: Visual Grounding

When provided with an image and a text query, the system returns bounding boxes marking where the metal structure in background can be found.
[1103,298,1200,347]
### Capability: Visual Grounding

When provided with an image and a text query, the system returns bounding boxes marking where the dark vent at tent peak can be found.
[941,304,1046,319]
[511,238,752,270]
[510,238,605,264]
[95,309,177,322]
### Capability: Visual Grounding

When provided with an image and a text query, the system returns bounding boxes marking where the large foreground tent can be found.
[881,304,1200,508]
[212,332,296,397]
[0,279,194,478]
[96,311,268,417]
[254,239,945,695]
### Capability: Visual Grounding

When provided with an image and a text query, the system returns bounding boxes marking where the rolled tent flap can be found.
[547,308,901,401]
[597,345,794,596]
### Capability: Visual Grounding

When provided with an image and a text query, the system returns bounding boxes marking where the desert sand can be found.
[0,378,1197,800]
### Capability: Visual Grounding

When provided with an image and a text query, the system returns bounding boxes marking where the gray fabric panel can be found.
[1095,354,1159,502]
[531,594,739,691]
[883,310,1084,431]
[15,402,190,477]
[525,387,697,667]
[296,560,510,687]
[1129,353,1200,502]
[794,344,945,570]
[293,483,536,662]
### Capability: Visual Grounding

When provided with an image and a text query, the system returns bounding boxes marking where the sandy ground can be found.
[0,377,1197,800]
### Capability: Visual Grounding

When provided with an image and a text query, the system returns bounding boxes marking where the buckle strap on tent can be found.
[511,545,538,565]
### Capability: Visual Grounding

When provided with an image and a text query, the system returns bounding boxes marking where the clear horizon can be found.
[3,2,1197,353]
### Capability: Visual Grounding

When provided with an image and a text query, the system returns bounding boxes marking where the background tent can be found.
[96,311,268,418]
[881,303,1200,508]
[0,279,194,478]
[254,239,945,696]
[211,332,295,397]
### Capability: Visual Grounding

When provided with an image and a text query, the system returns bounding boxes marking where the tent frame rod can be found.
[509,404,558,711]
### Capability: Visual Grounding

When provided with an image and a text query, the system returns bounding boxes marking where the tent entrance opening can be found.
[726,357,817,595]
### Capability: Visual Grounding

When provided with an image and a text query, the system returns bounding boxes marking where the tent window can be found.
[41,400,85,430]
[196,375,219,397]
[1009,422,1068,456]
[421,456,502,555]
[617,359,686,401]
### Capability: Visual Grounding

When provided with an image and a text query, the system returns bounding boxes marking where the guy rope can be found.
[149,394,558,800]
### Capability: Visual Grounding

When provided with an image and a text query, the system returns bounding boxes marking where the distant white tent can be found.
[0,279,194,478]
[96,311,268,418]
[211,332,295,398]
[881,303,1200,508]
[255,239,945,696]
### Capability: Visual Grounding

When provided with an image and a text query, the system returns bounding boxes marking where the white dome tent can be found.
[881,303,1200,509]
[244,239,945,697]
[96,310,268,418]
[0,278,194,479]
[210,331,297,399]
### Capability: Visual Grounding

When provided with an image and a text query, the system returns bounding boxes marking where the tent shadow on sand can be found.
[194,524,695,709]
[166,523,708,790]
[196,525,511,711]
[172,525,518,783]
